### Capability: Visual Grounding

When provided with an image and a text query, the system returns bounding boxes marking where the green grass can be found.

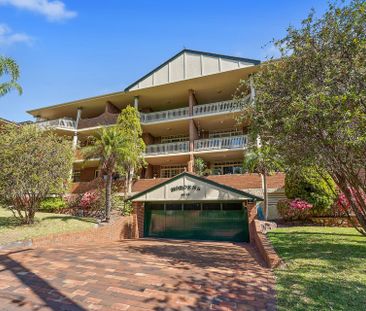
[268,226,366,311]
[0,207,97,245]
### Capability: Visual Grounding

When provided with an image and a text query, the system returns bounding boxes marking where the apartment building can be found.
[28,50,285,241]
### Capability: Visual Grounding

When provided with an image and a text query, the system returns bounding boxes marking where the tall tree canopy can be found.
[240,0,366,234]
[0,124,73,224]
[0,56,22,97]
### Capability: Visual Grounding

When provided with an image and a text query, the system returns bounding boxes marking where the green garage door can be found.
[144,202,249,242]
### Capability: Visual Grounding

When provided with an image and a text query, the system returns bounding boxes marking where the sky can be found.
[0,0,331,122]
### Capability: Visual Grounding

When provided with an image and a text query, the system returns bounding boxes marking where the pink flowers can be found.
[79,190,100,209]
[277,198,313,221]
[290,198,313,211]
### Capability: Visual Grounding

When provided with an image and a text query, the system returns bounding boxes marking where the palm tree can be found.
[243,145,282,220]
[0,56,22,97]
[83,127,125,222]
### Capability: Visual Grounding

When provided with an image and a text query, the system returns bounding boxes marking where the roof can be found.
[124,49,260,91]
[0,117,14,125]
[129,171,263,201]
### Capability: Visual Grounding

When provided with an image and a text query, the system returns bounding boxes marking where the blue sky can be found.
[0,0,330,122]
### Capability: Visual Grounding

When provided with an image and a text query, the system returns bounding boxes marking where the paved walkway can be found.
[0,239,276,311]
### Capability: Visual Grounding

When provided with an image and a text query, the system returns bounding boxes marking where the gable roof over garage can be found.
[130,172,263,202]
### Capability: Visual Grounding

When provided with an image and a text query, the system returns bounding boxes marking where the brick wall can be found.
[32,216,137,248]
[132,202,145,238]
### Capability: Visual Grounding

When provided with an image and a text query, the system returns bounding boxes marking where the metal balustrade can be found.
[36,118,76,130]
[193,95,249,116]
[145,141,189,156]
[140,107,189,124]
[194,135,247,151]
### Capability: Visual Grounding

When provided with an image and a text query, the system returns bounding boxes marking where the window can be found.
[161,135,189,143]
[94,170,100,179]
[202,203,221,210]
[160,165,186,178]
[212,161,243,175]
[209,129,242,138]
[222,203,243,210]
[72,170,81,182]
[165,203,182,210]
[184,203,201,210]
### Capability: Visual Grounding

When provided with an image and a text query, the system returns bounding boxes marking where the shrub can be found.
[39,197,67,213]
[277,198,313,221]
[285,166,336,214]
[194,157,207,176]
[79,190,100,210]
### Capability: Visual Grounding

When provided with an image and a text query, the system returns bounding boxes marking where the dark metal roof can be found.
[124,49,260,91]
[129,171,263,201]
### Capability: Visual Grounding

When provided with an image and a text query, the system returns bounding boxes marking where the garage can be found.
[130,172,262,243]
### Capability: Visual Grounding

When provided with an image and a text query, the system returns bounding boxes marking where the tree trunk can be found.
[105,173,113,222]
[262,173,269,220]
[128,166,134,195]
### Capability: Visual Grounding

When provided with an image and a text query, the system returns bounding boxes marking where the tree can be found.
[0,124,73,224]
[243,145,283,220]
[83,126,126,222]
[116,106,145,195]
[0,56,22,97]
[239,0,366,235]
[194,157,207,176]
[285,166,336,214]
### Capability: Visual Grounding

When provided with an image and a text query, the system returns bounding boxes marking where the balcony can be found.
[193,99,242,116]
[145,141,189,156]
[36,118,76,130]
[194,135,247,152]
[140,107,189,124]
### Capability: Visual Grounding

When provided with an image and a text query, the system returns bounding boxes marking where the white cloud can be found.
[0,23,33,46]
[260,43,282,61]
[0,0,77,22]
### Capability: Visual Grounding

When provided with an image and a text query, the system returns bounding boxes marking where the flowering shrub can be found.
[79,190,100,209]
[277,198,313,221]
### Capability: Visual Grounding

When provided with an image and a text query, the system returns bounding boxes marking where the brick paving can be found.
[0,239,276,311]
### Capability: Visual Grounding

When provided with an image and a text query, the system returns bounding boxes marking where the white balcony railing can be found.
[194,135,247,152]
[193,96,249,116]
[36,118,76,130]
[145,141,189,156]
[140,107,189,124]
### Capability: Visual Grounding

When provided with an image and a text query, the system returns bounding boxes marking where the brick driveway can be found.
[0,239,276,311]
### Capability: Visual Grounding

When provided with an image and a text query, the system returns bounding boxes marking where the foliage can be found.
[0,207,97,245]
[116,106,146,195]
[113,198,134,216]
[268,227,366,311]
[0,56,22,97]
[239,0,366,235]
[0,124,73,224]
[79,190,100,210]
[277,199,313,221]
[285,167,336,214]
[194,157,207,176]
[39,197,67,213]
[243,145,283,220]
[83,126,127,222]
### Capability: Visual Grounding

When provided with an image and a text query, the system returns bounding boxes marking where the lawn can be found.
[0,207,97,245]
[268,226,366,311]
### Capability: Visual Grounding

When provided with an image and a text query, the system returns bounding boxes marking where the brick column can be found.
[132,202,145,238]
[245,201,257,245]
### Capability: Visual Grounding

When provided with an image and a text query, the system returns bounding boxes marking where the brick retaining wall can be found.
[32,216,136,248]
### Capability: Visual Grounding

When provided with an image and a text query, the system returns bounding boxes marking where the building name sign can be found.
[170,185,201,192]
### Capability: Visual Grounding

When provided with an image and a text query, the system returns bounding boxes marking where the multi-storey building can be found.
[28,50,285,240]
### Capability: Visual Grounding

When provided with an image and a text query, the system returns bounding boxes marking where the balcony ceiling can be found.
[145,154,190,165]
[27,65,258,120]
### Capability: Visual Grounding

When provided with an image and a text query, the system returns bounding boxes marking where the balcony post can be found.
[72,107,82,149]
[134,96,139,110]
[188,90,197,172]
